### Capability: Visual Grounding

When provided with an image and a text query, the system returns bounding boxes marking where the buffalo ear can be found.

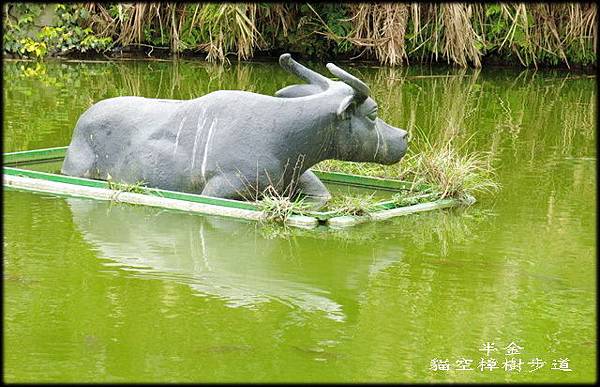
[336,95,354,118]
[275,84,323,98]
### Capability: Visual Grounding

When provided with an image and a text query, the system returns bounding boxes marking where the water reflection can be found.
[66,197,404,322]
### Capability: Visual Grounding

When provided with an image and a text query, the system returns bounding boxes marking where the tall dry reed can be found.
[50,2,598,67]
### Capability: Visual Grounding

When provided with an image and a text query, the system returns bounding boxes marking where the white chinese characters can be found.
[429,341,573,374]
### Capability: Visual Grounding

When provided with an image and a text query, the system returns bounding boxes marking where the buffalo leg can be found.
[61,135,96,178]
[295,170,331,209]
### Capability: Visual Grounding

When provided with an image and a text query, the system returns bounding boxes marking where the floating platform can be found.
[3,147,467,228]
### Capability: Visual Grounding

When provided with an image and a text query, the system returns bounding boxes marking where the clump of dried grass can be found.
[82,3,181,52]
[196,3,263,62]
[500,3,589,67]
[439,3,482,67]
[82,3,263,60]
[340,3,482,67]
[344,3,410,66]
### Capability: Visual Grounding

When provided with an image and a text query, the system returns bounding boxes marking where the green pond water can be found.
[3,59,596,383]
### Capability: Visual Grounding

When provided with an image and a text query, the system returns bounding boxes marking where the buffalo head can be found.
[275,53,408,165]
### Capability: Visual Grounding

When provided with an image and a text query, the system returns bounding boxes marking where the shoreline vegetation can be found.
[3,3,597,71]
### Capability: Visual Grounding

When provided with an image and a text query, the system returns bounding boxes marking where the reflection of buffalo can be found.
[66,197,404,321]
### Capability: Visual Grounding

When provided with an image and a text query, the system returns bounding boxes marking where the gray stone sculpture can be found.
[61,53,408,203]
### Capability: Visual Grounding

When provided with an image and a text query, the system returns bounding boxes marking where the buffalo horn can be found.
[279,53,330,89]
[326,63,370,102]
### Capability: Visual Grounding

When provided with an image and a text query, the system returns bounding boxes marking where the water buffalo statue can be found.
[61,53,408,203]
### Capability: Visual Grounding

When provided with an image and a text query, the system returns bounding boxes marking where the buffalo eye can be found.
[366,111,377,122]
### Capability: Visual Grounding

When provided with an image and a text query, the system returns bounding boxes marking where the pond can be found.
[3,59,596,382]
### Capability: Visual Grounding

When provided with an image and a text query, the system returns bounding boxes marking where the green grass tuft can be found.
[326,193,382,217]
[256,186,311,224]
[398,143,499,204]
[391,191,440,207]
[107,179,147,194]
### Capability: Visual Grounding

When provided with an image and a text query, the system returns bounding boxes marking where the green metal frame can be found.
[4,146,454,223]
[4,146,68,164]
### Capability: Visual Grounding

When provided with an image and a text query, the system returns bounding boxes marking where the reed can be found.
[342,2,596,67]
[81,2,262,59]
[195,3,262,62]
[4,3,596,67]
[343,3,411,66]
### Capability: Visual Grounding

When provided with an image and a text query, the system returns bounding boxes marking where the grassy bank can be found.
[3,3,596,69]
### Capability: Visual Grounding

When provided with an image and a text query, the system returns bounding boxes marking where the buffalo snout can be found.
[376,119,408,164]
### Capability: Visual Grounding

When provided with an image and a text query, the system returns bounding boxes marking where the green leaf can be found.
[485,4,501,17]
